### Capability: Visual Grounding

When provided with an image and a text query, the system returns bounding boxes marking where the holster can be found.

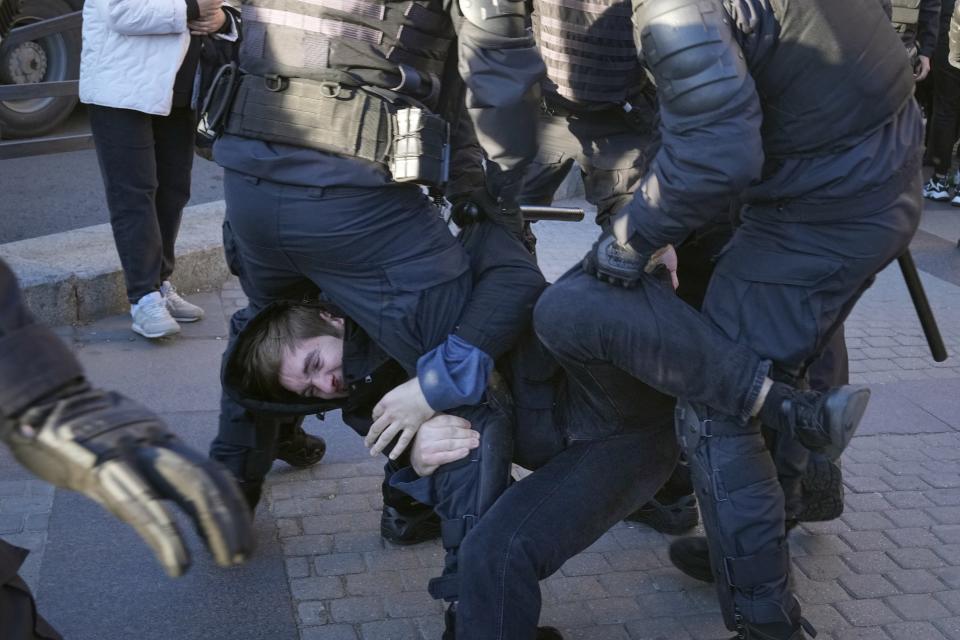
[222,73,450,188]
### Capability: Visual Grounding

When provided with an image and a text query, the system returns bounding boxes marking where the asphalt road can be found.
[0,105,228,244]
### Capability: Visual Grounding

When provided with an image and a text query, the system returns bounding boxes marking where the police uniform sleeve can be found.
[622,0,765,254]
[449,0,545,203]
[918,0,941,58]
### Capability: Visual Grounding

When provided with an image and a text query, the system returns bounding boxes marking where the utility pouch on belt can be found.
[223,74,450,188]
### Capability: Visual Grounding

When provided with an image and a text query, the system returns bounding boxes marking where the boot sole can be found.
[170,314,203,323]
[132,323,180,339]
[822,386,871,461]
[625,495,699,535]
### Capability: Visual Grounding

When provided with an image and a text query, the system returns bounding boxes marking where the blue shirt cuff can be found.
[416,335,493,412]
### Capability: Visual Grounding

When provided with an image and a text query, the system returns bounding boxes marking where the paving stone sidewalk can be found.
[2,199,959,640]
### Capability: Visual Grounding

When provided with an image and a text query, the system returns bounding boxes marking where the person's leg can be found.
[151,107,195,284]
[457,427,677,639]
[88,105,165,304]
[925,62,960,198]
[0,541,62,640]
[682,185,921,635]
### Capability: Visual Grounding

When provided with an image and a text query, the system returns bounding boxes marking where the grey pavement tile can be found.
[298,601,329,626]
[835,598,902,626]
[287,556,311,579]
[885,621,950,640]
[885,593,953,620]
[636,591,698,618]
[845,492,894,512]
[291,576,346,601]
[271,479,339,500]
[303,511,382,536]
[345,571,406,597]
[602,548,663,572]
[838,574,901,599]
[561,552,614,576]
[840,530,899,552]
[841,551,901,574]
[278,518,304,538]
[365,548,424,573]
[935,616,960,640]
[314,553,368,576]
[415,615,446,640]
[624,617,693,639]
[540,601,594,629]
[884,528,942,549]
[929,506,960,524]
[337,476,384,495]
[332,531,387,554]
[582,530,623,553]
[564,624,631,640]
[383,591,442,618]
[646,568,702,593]
[0,514,23,534]
[283,534,335,556]
[882,474,934,491]
[884,509,938,528]
[596,571,658,597]
[834,628,892,640]
[844,475,894,493]
[329,596,385,624]
[888,547,949,570]
[923,476,960,491]
[301,625,359,640]
[544,575,609,602]
[794,576,852,605]
[360,619,419,640]
[887,568,949,593]
[793,533,855,556]
[676,613,729,640]
[937,567,960,589]
[937,591,960,616]
[584,596,646,624]
[934,526,960,544]
[886,491,937,509]
[935,545,960,566]
[801,603,850,636]
[842,511,897,531]
[399,566,443,592]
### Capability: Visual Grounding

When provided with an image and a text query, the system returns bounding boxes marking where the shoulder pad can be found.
[459,0,528,38]
[634,0,751,117]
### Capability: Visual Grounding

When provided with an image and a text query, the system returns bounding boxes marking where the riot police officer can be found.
[562,0,923,637]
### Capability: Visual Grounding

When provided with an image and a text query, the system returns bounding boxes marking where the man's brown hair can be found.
[237,305,343,400]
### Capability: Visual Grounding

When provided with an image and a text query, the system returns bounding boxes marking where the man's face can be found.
[278,335,349,400]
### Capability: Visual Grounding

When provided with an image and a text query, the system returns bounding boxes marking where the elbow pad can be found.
[458,0,528,38]
[634,0,751,118]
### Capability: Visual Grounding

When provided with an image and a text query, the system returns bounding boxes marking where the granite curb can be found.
[0,200,230,326]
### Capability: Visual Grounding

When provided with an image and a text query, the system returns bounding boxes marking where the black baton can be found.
[898,250,948,362]
[519,205,585,222]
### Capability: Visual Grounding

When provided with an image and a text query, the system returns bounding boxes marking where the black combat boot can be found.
[237,479,263,512]
[760,383,870,460]
[730,620,811,639]
[668,536,714,583]
[275,424,327,468]
[626,459,699,534]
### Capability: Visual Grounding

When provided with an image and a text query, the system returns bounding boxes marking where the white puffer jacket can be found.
[79,0,190,116]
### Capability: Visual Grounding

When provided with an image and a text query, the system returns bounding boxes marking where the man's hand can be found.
[583,231,649,288]
[189,0,226,35]
[365,377,436,459]
[449,189,523,238]
[2,385,254,578]
[409,414,479,477]
[915,55,931,81]
[645,244,679,290]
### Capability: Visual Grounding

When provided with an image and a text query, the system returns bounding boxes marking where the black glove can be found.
[449,188,523,238]
[2,384,254,577]
[582,214,651,288]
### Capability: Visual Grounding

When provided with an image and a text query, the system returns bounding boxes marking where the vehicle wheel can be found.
[798,453,844,522]
[0,0,79,138]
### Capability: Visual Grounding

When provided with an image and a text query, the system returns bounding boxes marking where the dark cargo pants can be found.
[209,170,511,601]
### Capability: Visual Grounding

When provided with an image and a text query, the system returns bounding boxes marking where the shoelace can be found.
[140,297,171,321]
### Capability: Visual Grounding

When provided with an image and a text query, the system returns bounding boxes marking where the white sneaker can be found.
[951,192,960,208]
[923,175,951,201]
[161,280,205,322]
[131,291,180,338]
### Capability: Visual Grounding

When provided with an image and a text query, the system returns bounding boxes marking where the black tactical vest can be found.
[752,0,914,158]
[238,0,454,98]
[531,0,645,106]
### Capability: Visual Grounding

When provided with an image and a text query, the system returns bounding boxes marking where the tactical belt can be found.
[223,74,449,187]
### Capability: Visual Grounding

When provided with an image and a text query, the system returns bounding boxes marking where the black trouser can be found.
[88,105,196,303]
[0,259,77,640]
[927,43,960,176]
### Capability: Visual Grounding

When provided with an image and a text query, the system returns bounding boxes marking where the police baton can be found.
[519,205,585,222]
[898,250,948,362]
